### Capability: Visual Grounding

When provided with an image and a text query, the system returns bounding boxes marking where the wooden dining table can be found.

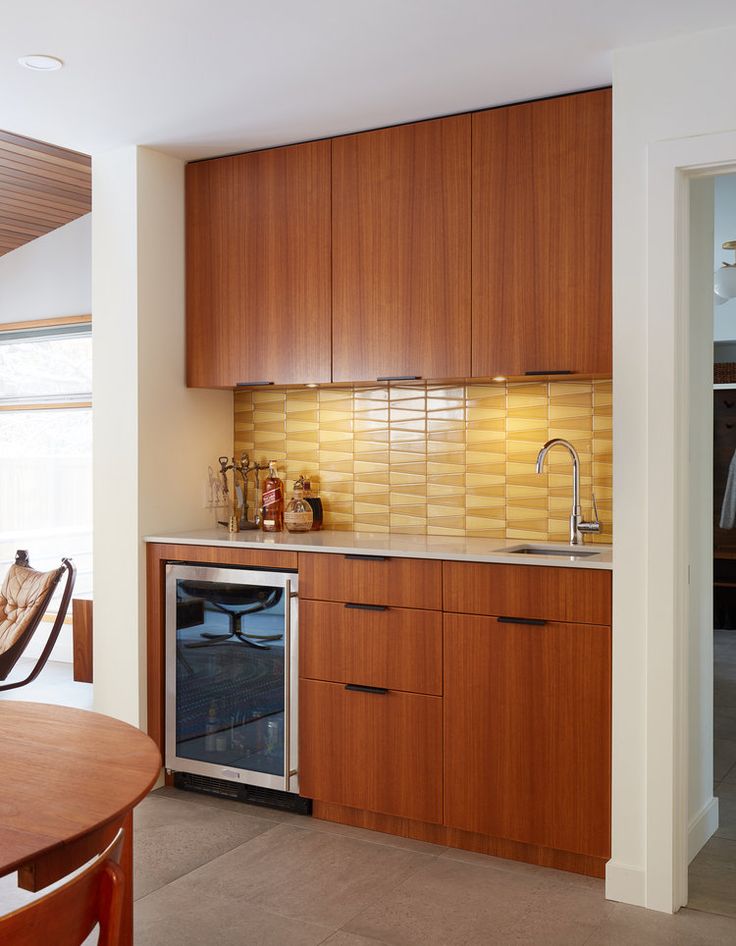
[0,701,161,944]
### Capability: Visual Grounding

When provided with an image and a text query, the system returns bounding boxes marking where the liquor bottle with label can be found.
[302,476,324,531]
[261,460,284,532]
[284,477,314,533]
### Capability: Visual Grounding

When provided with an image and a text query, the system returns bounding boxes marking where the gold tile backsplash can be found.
[233,380,612,543]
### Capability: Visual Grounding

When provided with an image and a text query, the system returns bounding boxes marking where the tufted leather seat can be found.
[0,562,62,656]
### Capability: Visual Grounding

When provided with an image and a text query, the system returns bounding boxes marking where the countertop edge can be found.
[143,531,613,570]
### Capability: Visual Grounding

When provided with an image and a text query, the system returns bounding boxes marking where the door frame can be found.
[623,131,736,912]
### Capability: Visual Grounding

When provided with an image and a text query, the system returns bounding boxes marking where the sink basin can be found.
[506,545,601,559]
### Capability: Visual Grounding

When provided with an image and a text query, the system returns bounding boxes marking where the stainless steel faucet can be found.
[535,438,600,545]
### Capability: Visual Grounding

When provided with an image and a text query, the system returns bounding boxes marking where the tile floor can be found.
[129,788,736,945]
[0,657,92,709]
[2,785,736,946]
[689,626,736,917]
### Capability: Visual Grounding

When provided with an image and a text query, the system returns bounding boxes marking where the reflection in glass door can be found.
[165,564,298,792]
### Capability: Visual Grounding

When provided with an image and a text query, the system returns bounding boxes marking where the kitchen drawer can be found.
[443,561,611,625]
[299,679,443,824]
[300,600,442,695]
[298,552,442,610]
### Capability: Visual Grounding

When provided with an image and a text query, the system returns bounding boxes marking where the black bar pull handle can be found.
[345,684,389,695]
[376,375,422,382]
[524,370,574,376]
[344,554,388,562]
[497,615,547,626]
[236,380,274,387]
[345,603,389,612]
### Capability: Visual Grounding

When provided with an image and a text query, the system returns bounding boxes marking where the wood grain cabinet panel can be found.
[472,89,612,378]
[300,599,442,695]
[299,679,443,823]
[186,140,331,387]
[444,613,611,858]
[332,115,471,382]
[299,552,443,610]
[443,561,611,626]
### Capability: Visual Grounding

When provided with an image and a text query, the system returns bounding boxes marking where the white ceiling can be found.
[3,0,736,161]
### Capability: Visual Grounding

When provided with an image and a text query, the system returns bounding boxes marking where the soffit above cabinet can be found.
[0,130,91,257]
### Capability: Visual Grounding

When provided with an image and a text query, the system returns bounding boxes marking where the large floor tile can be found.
[0,658,91,709]
[322,934,390,946]
[135,885,332,946]
[585,902,736,945]
[142,822,435,931]
[344,854,543,946]
[688,836,736,917]
[134,792,276,899]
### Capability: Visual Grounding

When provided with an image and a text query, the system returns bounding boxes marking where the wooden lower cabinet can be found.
[443,613,611,859]
[299,679,443,824]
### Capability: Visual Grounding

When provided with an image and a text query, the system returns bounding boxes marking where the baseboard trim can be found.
[605,860,646,906]
[688,796,718,863]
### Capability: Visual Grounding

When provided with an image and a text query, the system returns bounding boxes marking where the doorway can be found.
[688,172,736,916]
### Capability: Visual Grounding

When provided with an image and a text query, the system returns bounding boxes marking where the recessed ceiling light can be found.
[18,55,64,72]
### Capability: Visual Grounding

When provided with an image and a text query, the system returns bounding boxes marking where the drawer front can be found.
[300,600,442,695]
[299,552,442,610]
[299,679,443,824]
[443,561,611,625]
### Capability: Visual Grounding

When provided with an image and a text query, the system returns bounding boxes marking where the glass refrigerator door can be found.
[165,564,298,791]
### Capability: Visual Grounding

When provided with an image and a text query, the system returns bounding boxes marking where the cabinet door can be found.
[332,116,471,383]
[472,89,612,378]
[186,140,331,388]
[299,679,443,823]
[444,613,611,858]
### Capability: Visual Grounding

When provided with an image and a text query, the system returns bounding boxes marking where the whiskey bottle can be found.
[261,460,284,532]
[302,476,324,531]
[284,477,313,533]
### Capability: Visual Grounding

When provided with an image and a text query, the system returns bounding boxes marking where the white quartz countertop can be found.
[144,528,612,570]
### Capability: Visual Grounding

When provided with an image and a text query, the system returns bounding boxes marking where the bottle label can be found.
[285,509,312,530]
[262,486,282,508]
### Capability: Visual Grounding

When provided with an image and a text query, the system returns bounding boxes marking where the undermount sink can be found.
[506,545,601,559]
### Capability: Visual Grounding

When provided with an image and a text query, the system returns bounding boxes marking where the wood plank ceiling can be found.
[0,129,91,258]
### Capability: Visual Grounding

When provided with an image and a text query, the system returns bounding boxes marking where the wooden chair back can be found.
[0,828,125,946]
[0,551,76,691]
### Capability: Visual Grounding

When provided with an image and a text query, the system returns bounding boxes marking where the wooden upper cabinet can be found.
[331,116,471,383]
[186,140,331,388]
[472,89,612,378]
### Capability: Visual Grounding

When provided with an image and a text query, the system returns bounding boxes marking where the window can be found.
[0,322,92,598]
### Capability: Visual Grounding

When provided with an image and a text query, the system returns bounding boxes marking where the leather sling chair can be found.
[0,550,76,693]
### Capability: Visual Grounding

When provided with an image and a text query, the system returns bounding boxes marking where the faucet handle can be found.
[578,491,601,535]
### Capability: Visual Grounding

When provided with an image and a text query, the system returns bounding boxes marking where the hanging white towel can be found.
[721,448,736,529]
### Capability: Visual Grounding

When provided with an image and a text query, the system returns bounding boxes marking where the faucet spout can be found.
[535,438,598,545]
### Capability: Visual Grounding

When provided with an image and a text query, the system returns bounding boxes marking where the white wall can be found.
[612,25,736,911]
[0,214,91,324]
[92,146,232,728]
[714,174,736,342]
